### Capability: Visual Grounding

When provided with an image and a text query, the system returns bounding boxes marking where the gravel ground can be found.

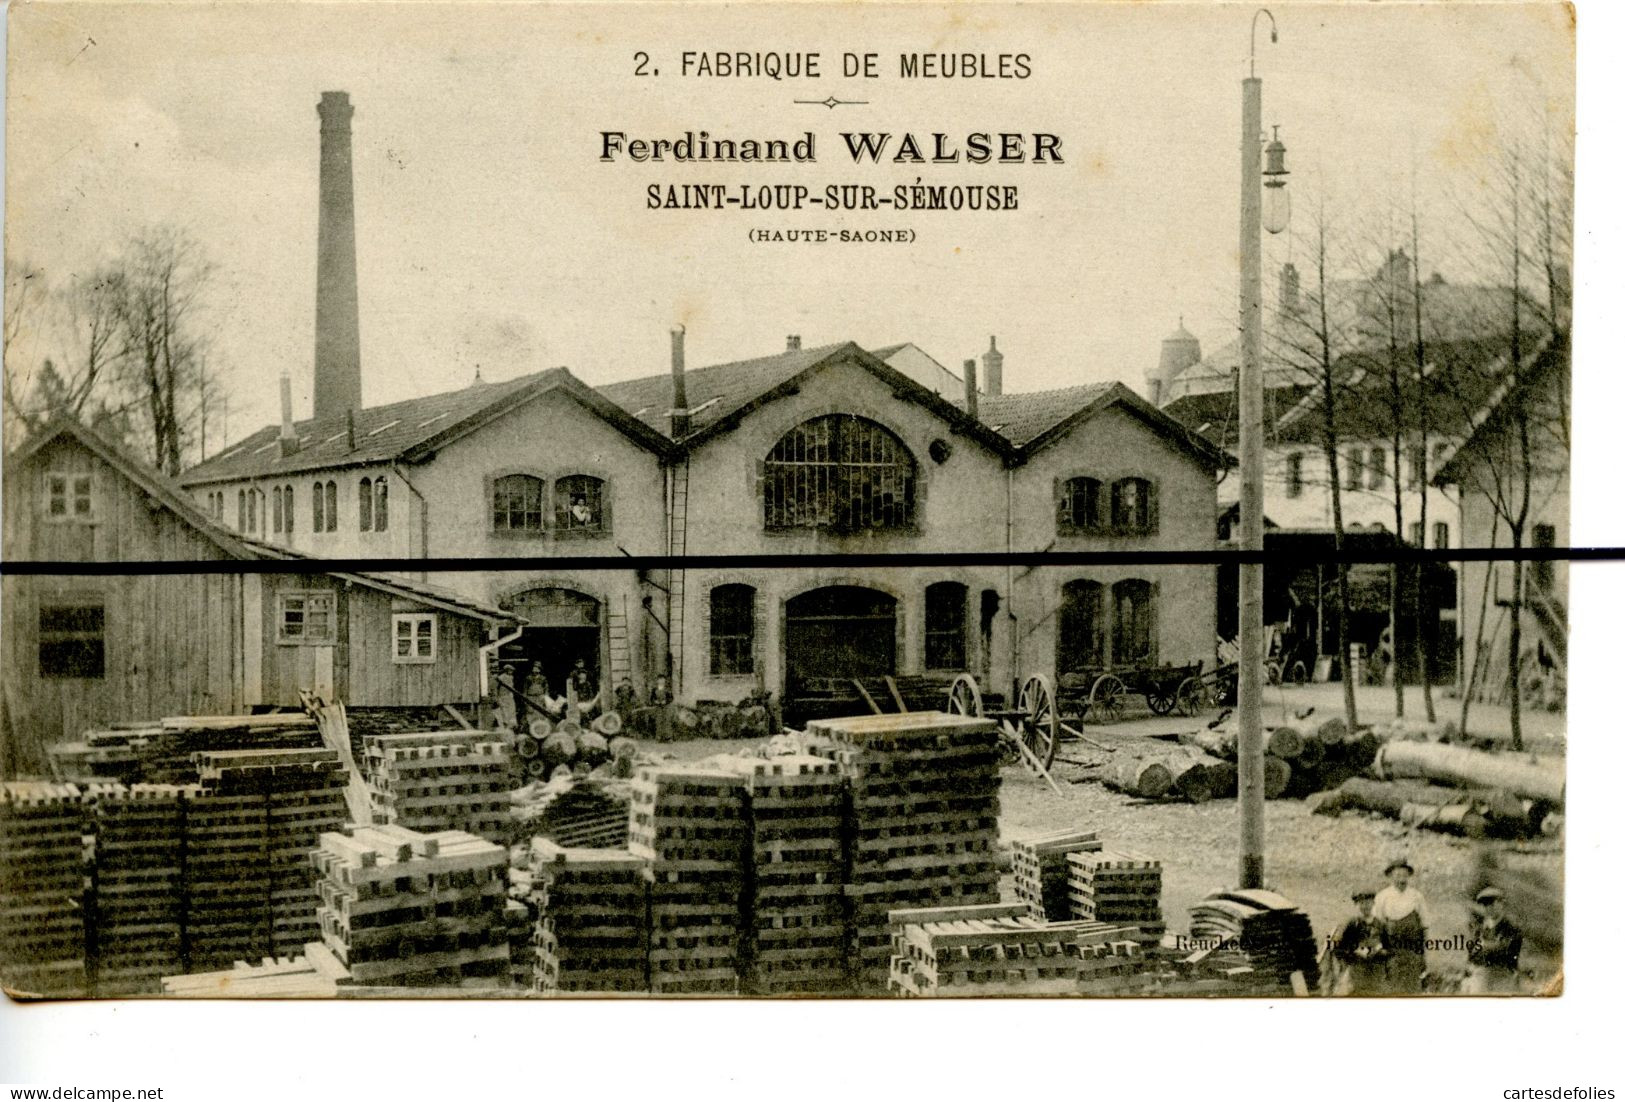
[650,682,1565,992]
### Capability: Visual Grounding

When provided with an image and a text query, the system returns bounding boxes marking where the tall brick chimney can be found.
[315,91,362,419]
[962,358,979,420]
[981,336,1003,396]
[670,325,690,437]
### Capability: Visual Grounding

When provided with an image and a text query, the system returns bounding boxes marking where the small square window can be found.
[39,599,106,678]
[278,591,337,645]
[45,472,92,520]
[392,614,438,663]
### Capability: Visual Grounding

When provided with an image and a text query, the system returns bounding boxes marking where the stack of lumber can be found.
[885,902,1146,997]
[183,772,271,972]
[1188,889,1319,989]
[0,782,88,996]
[346,705,474,760]
[512,777,633,849]
[1157,947,1280,996]
[727,754,849,996]
[193,749,348,965]
[628,763,749,995]
[142,715,323,785]
[47,734,144,785]
[1012,828,1101,920]
[89,784,189,994]
[807,712,1002,993]
[364,733,513,843]
[314,825,511,988]
[530,840,649,995]
[162,941,351,997]
[1066,849,1164,939]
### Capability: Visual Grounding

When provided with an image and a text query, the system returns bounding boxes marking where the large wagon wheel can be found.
[1175,675,1209,717]
[1087,673,1127,725]
[1014,674,1060,770]
[1145,678,1178,716]
[946,673,984,718]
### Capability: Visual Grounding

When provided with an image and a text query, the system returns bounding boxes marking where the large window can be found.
[491,474,545,534]
[1057,477,1105,533]
[708,584,756,676]
[1110,478,1155,534]
[46,472,93,520]
[555,475,606,535]
[924,581,968,671]
[764,415,916,532]
[278,591,337,645]
[312,480,337,533]
[359,476,389,532]
[392,613,437,663]
[39,598,105,679]
[1057,579,1106,673]
[1112,579,1156,666]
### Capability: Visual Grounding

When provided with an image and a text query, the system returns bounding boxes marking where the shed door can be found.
[785,586,897,685]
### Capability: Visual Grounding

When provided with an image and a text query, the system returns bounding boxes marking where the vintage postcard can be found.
[1,0,1574,1005]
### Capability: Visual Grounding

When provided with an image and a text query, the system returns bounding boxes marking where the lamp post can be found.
[1238,9,1286,890]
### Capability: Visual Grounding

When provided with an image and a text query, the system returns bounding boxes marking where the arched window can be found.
[282,486,295,535]
[1110,477,1156,534]
[324,481,337,532]
[373,476,388,532]
[1057,477,1104,533]
[1058,579,1106,672]
[272,485,284,534]
[491,474,545,533]
[238,489,247,531]
[359,477,373,531]
[312,481,325,532]
[709,584,756,676]
[1112,578,1156,666]
[246,488,258,534]
[555,474,606,534]
[924,581,969,671]
[763,415,916,532]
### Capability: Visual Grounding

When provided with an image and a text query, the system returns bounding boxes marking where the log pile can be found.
[1188,889,1319,989]
[728,754,849,996]
[1311,776,1552,838]
[628,763,749,995]
[806,712,1002,993]
[0,782,88,997]
[1374,742,1564,806]
[364,735,512,843]
[89,784,188,994]
[1066,849,1164,939]
[1012,828,1101,920]
[1173,715,1382,801]
[313,825,511,988]
[530,840,650,995]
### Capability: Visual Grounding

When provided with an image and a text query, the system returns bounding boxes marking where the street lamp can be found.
[1263,126,1290,234]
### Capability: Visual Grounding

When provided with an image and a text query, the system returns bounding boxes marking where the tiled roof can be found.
[181,369,565,484]
[965,382,1116,446]
[597,342,850,436]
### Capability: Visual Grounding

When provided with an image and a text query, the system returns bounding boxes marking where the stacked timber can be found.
[365,735,512,843]
[628,763,749,995]
[885,902,1146,997]
[89,784,189,994]
[313,825,511,988]
[729,754,849,996]
[161,943,349,998]
[0,782,88,996]
[530,840,649,995]
[1188,889,1319,989]
[512,777,633,849]
[1066,849,1164,939]
[194,749,348,963]
[1011,828,1101,920]
[49,716,322,787]
[183,774,271,972]
[807,712,1002,993]
[1157,948,1278,996]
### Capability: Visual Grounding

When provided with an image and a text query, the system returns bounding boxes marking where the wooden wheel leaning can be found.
[947,673,984,718]
[1088,674,1127,725]
[1016,674,1060,770]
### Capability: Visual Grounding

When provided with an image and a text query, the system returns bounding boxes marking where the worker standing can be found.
[1371,856,1429,994]
[1326,886,1388,995]
[1464,887,1523,994]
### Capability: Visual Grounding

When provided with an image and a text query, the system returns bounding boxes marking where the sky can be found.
[4,2,1575,453]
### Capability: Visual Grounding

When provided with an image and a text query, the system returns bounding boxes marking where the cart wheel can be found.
[1175,676,1209,717]
[1289,660,1309,686]
[1265,661,1283,686]
[1146,683,1176,716]
[1016,674,1060,770]
[946,673,984,718]
[1087,674,1126,725]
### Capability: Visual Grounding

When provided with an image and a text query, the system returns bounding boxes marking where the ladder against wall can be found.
[607,595,631,694]
[668,460,690,693]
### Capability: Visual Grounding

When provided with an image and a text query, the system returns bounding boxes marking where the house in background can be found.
[1,417,516,776]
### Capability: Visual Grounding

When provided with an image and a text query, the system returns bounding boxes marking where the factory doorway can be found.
[785,586,898,694]
[506,586,602,700]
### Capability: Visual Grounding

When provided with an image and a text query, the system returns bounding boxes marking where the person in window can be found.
[569,492,595,527]
[1464,887,1523,994]
[1371,856,1429,993]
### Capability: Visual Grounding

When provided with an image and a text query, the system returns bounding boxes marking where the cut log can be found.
[1291,732,1325,768]
[1171,752,1228,804]
[1103,758,1174,800]
[1179,727,1237,760]
[1400,801,1488,837]
[540,732,578,769]
[1263,755,1291,799]
[1314,716,1349,744]
[1376,742,1564,805]
[1266,725,1304,760]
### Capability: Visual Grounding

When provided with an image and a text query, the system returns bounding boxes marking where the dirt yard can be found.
[656,681,1565,990]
